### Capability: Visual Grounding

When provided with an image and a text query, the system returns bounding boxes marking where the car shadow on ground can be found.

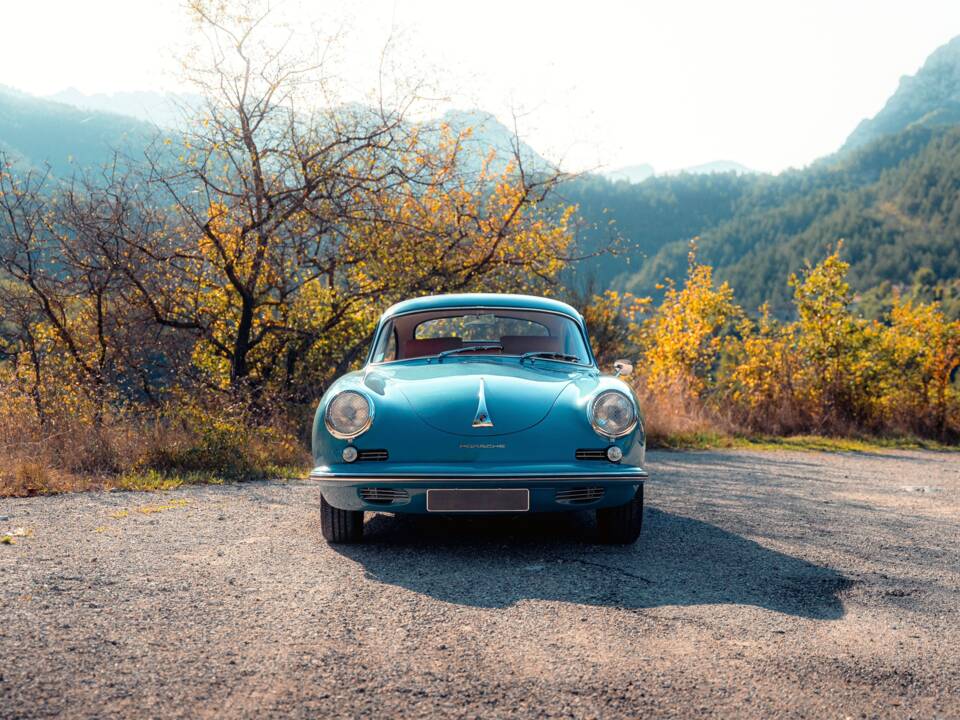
[333,508,850,619]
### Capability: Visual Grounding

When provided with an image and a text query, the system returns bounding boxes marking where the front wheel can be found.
[320,494,364,544]
[596,485,644,544]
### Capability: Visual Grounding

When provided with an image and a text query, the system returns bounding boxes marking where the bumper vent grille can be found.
[575,449,608,461]
[357,449,388,462]
[556,487,605,504]
[359,487,409,504]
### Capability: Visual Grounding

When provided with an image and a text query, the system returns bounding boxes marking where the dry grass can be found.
[633,381,731,447]
[633,381,958,453]
[0,399,311,498]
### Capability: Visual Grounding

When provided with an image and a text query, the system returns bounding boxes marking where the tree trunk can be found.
[231,296,254,391]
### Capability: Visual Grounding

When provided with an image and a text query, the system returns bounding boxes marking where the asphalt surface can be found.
[2,449,959,719]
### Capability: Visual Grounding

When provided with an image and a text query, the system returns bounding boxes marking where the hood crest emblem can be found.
[472,378,494,428]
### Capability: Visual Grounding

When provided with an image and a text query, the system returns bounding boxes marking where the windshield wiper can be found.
[435,344,503,362]
[520,351,581,364]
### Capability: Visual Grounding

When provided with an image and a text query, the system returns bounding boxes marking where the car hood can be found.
[367,360,590,437]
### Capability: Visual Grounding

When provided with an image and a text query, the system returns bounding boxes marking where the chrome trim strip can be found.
[472,378,494,428]
[384,304,581,323]
[309,471,647,482]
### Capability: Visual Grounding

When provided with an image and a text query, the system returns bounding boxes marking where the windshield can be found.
[369,309,592,366]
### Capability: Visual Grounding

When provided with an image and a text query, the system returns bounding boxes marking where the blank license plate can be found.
[426,488,530,512]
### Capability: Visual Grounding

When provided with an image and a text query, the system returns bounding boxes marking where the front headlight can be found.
[324,391,373,439]
[589,390,637,438]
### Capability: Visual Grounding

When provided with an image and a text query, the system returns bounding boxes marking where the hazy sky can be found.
[3,0,960,173]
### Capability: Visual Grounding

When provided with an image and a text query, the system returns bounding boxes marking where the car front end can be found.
[310,294,648,543]
[310,372,646,514]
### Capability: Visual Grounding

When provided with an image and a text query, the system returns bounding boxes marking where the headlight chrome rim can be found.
[588,390,638,439]
[324,390,374,439]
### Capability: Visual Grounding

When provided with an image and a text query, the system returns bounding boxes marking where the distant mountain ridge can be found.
[0,86,154,175]
[603,164,656,183]
[842,35,960,152]
[603,160,754,184]
[45,88,202,128]
[0,86,550,178]
[46,88,751,181]
[438,109,552,175]
[619,124,960,313]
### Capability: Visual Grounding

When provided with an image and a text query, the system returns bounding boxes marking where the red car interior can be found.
[402,337,463,358]
[400,334,564,359]
[500,335,563,356]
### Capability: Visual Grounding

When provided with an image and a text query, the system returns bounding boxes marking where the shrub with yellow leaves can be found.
[724,305,802,434]
[878,296,960,438]
[722,244,960,439]
[785,245,884,430]
[638,246,740,399]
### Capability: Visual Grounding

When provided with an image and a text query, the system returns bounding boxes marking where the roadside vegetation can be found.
[1,3,959,498]
[586,243,960,449]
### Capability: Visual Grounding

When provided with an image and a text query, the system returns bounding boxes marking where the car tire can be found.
[320,494,364,544]
[596,484,644,544]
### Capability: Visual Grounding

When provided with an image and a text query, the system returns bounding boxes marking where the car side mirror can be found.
[613,359,633,377]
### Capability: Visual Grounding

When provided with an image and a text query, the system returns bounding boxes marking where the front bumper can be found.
[309,466,648,513]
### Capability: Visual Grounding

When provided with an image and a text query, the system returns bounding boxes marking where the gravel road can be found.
[2,449,959,719]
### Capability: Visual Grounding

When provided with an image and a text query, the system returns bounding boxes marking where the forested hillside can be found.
[558,171,761,290]
[618,125,960,314]
[0,86,152,174]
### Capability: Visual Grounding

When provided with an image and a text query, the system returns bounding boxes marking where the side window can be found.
[371,322,397,362]
[383,329,397,361]
[569,323,593,361]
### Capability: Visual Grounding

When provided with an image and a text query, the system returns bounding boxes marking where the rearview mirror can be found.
[613,359,633,377]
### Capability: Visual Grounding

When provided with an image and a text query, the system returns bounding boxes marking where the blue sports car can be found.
[310,293,647,543]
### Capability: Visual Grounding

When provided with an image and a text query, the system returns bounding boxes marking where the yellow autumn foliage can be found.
[638,247,740,398]
[576,241,960,441]
[587,242,960,440]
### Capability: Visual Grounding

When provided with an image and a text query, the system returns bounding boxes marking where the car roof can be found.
[381,293,583,322]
